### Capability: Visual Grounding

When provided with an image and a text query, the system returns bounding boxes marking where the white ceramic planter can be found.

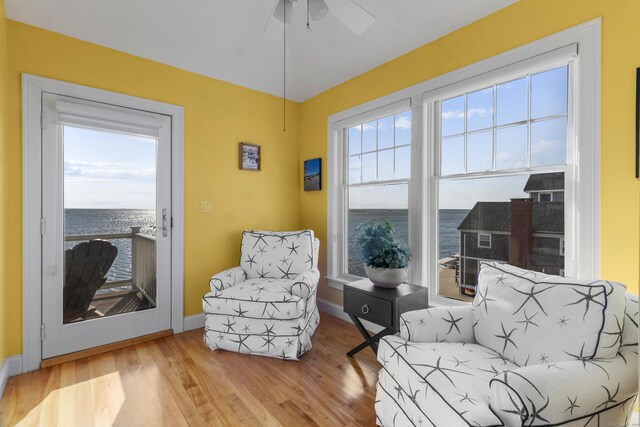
[364,265,408,288]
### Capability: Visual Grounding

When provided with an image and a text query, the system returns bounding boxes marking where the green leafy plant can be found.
[354,221,411,269]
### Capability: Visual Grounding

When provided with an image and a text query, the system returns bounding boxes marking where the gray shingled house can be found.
[456,173,565,294]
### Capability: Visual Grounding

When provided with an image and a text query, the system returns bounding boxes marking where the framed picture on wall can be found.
[304,158,321,191]
[240,142,261,171]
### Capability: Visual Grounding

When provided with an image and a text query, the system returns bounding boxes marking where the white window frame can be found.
[538,192,553,202]
[327,19,600,306]
[477,233,492,249]
[327,98,420,285]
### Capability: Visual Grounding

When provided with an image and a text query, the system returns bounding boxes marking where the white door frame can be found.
[22,74,185,372]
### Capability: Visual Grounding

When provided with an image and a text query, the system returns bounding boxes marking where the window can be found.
[328,21,600,306]
[538,192,552,202]
[478,233,492,248]
[434,65,569,302]
[344,109,412,278]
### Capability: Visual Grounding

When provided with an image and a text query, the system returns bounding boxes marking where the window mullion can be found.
[527,75,532,168]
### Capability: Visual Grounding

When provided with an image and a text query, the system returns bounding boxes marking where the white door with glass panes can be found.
[40,92,172,358]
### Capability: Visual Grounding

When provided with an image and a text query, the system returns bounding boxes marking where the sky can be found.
[63,66,566,211]
[304,158,320,177]
[64,126,157,209]
[349,65,568,210]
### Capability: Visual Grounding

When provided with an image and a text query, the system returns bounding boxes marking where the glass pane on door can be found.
[63,125,158,324]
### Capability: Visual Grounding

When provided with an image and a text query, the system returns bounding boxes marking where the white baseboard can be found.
[183,313,205,331]
[182,301,384,335]
[0,355,23,399]
[317,298,384,334]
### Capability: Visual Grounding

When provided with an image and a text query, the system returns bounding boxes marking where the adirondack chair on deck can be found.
[63,239,118,323]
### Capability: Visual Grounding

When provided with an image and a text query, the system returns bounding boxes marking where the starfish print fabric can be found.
[240,230,316,280]
[203,231,320,360]
[377,335,517,426]
[473,262,627,365]
[375,264,637,426]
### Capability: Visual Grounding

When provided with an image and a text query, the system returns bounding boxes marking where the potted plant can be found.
[354,221,411,288]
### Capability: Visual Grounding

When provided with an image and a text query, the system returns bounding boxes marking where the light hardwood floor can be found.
[0,313,380,427]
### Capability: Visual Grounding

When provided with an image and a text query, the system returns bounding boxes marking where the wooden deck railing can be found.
[65,227,157,306]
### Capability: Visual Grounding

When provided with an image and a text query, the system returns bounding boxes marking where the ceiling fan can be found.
[263,0,375,40]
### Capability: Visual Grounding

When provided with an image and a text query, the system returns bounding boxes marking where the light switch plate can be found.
[200,200,213,213]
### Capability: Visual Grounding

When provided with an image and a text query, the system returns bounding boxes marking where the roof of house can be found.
[457,201,564,234]
[457,202,511,232]
[523,172,565,192]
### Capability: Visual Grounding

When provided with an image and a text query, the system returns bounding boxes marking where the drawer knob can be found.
[361,304,370,315]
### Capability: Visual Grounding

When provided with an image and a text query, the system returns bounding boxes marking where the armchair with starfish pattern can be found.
[375,261,638,426]
[203,230,320,360]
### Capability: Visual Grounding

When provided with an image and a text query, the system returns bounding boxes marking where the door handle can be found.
[162,208,168,237]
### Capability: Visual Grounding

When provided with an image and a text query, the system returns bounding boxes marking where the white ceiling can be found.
[5,0,518,102]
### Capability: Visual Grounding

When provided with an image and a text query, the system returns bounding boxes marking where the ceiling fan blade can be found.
[324,0,375,35]
[262,1,284,41]
[273,0,294,24]
[310,0,329,21]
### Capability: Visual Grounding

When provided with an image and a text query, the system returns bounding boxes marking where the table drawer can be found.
[344,288,393,327]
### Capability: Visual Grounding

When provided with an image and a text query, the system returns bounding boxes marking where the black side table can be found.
[343,279,428,357]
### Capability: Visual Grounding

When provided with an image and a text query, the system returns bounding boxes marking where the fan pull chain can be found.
[283,1,286,132]
[306,0,311,32]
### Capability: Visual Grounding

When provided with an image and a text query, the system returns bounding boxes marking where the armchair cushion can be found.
[399,306,475,344]
[377,335,519,427]
[203,278,305,321]
[473,262,627,366]
[490,354,637,426]
[240,230,316,279]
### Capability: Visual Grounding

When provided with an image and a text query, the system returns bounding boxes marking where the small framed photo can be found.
[304,158,321,191]
[239,142,261,171]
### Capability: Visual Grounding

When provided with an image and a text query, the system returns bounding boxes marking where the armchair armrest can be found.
[490,354,637,426]
[290,269,319,299]
[290,269,319,317]
[399,306,475,343]
[209,266,246,295]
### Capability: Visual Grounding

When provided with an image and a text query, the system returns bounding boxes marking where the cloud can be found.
[362,122,375,132]
[467,107,493,118]
[442,110,464,120]
[442,108,494,120]
[64,159,156,183]
[395,116,411,129]
[496,151,511,163]
[531,139,564,154]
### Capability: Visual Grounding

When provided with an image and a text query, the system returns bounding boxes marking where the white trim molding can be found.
[22,74,185,373]
[183,313,206,331]
[326,19,601,307]
[0,356,23,399]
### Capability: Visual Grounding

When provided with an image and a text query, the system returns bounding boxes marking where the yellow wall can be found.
[0,0,9,363]
[1,0,639,359]
[2,21,301,356]
[299,0,640,305]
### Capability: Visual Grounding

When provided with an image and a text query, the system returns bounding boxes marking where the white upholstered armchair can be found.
[203,230,320,360]
[376,262,638,427]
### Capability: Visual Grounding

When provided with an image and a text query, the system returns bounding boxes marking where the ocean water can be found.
[64,209,156,281]
[347,209,469,276]
[65,208,468,281]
